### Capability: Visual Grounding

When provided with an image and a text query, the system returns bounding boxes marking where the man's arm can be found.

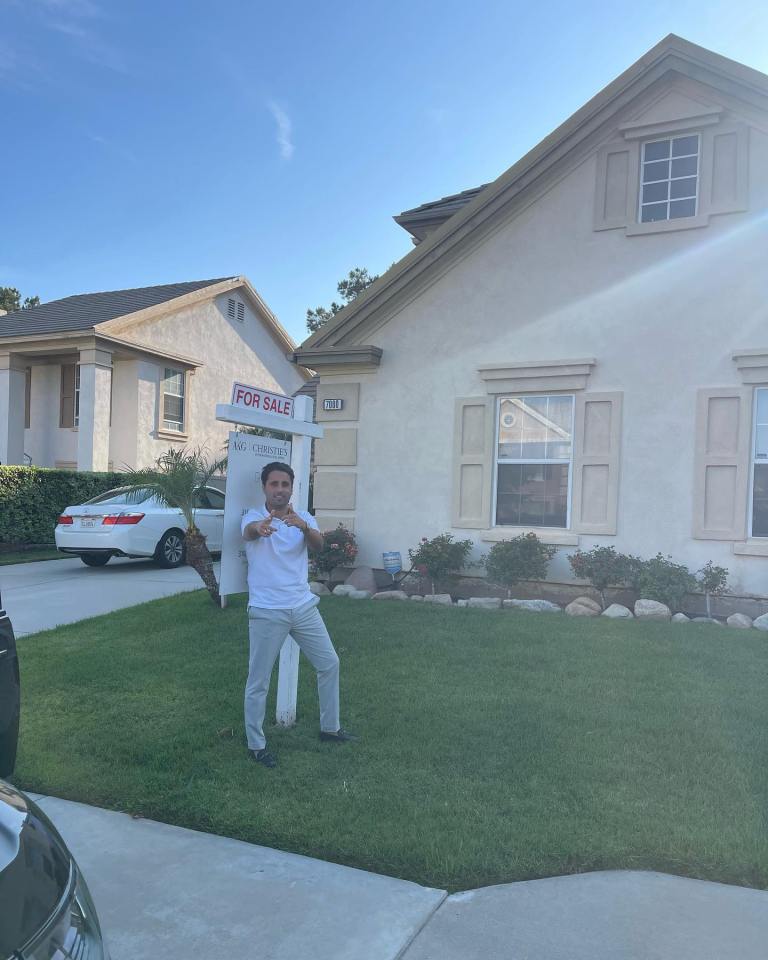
[283,505,324,551]
[242,513,277,540]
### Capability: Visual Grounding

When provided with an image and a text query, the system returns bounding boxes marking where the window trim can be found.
[74,364,81,428]
[24,367,31,429]
[748,386,768,539]
[491,393,575,531]
[160,367,187,434]
[638,133,700,225]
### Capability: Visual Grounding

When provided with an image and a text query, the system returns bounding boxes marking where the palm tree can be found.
[124,447,227,605]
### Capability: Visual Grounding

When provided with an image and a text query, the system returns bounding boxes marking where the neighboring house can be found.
[294,35,768,598]
[0,277,308,471]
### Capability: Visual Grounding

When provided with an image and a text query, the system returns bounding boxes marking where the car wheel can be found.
[155,529,186,568]
[80,553,111,567]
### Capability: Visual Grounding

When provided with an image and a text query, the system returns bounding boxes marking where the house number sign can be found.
[323,399,344,411]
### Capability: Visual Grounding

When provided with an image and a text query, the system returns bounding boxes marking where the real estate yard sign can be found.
[219,432,292,598]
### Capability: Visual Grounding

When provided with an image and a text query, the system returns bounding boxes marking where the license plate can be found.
[80,519,98,529]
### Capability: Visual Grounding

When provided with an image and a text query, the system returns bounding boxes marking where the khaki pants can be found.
[245,596,340,751]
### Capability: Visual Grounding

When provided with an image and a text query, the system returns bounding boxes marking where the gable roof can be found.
[0,279,235,338]
[395,185,488,243]
[298,34,768,356]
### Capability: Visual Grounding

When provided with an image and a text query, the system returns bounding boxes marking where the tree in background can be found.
[306,267,379,334]
[0,287,40,312]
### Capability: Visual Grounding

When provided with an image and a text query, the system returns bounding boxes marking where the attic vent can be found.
[227,298,235,318]
[236,301,245,322]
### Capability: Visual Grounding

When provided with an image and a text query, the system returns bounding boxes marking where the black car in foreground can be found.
[0,781,110,959]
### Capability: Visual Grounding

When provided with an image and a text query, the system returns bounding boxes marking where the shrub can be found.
[408,533,473,594]
[0,466,127,544]
[315,524,358,575]
[568,545,633,609]
[632,553,696,612]
[484,533,556,598]
[697,561,729,617]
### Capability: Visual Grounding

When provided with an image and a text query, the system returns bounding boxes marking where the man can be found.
[241,461,357,768]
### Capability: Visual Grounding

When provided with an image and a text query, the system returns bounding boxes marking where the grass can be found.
[0,547,64,565]
[13,593,768,892]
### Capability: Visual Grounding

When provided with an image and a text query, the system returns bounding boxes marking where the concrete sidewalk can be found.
[1,556,221,636]
[30,795,768,960]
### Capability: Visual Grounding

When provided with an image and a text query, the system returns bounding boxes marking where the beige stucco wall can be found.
[24,365,78,467]
[317,94,768,597]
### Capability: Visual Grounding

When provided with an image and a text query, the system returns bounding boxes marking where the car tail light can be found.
[102,513,145,526]
[57,515,73,525]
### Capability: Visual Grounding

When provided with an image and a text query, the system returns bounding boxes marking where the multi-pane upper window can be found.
[750,389,768,537]
[640,134,699,223]
[162,368,185,432]
[495,395,574,528]
[74,365,81,428]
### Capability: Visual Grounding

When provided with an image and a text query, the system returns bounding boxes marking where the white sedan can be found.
[54,486,225,568]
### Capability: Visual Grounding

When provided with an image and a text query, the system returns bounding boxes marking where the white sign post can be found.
[217,389,323,728]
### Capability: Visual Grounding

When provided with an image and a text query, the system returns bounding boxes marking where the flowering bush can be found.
[315,524,358,575]
[484,533,556,598]
[408,533,473,594]
[696,561,729,617]
[568,545,634,609]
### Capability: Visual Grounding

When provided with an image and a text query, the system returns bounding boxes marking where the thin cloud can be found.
[267,101,294,160]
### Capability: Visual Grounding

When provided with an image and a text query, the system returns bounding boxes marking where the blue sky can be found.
[2,0,767,344]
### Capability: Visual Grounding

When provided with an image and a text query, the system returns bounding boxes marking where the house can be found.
[0,277,308,471]
[294,35,768,599]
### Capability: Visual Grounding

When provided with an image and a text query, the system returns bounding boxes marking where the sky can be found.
[2,0,767,344]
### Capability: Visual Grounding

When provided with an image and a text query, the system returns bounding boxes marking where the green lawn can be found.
[13,593,768,892]
[0,547,64,565]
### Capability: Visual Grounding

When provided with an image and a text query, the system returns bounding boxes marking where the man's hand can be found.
[283,504,308,532]
[243,512,278,540]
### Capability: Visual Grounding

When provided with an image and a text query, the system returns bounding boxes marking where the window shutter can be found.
[593,142,633,231]
[59,363,75,428]
[571,392,623,535]
[692,388,750,540]
[452,397,493,529]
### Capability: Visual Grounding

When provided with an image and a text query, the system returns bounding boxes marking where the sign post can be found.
[217,386,323,729]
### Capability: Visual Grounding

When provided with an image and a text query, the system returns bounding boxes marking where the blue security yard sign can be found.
[383,551,402,575]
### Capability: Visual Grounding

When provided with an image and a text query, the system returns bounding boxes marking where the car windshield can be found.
[84,487,153,506]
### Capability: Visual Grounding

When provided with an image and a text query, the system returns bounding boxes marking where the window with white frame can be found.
[162,368,185,432]
[495,395,574,528]
[750,388,768,537]
[640,134,699,223]
[74,365,81,427]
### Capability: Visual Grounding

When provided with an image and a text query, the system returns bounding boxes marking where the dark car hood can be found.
[0,781,71,956]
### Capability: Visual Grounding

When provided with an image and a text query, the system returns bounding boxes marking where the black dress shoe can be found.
[249,748,277,768]
[319,728,359,743]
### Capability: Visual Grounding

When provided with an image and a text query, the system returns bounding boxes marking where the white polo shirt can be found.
[241,506,319,609]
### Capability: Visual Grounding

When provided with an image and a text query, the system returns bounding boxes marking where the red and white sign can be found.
[230,382,294,418]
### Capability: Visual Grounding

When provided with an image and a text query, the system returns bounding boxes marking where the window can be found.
[24,367,31,428]
[74,365,81,427]
[162,368,186,432]
[494,395,574,528]
[750,389,768,537]
[640,134,699,223]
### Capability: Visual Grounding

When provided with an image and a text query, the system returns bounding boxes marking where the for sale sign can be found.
[230,382,294,418]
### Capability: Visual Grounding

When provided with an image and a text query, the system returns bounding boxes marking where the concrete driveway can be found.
[1,556,222,636]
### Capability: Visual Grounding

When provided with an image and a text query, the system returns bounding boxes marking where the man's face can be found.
[263,470,293,511]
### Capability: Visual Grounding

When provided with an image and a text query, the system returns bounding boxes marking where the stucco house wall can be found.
[304,40,768,600]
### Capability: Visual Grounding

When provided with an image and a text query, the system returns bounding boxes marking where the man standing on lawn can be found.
[241,461,358,768]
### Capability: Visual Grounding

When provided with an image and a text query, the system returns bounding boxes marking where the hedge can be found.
[0,467,128,545]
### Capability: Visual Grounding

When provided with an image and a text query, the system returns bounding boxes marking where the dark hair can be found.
[261,461,294,486]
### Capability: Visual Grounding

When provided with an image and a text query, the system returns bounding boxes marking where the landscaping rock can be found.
[332,584,356,597]
[751,613,768,631]
[503,599,562,613]
[457,599,468,607]
[671,613,691,623]
[349,589,371,600]
[727,613,753,629]
[602,603,634,619]
[409,595,424,602]
[371,590,409,601]
[634,599,671,621]
[565,596,602,617]
[423,594,453,605]
[467,597,502,610]
[309,581,331,597]
[691,616,722,625]
[344,565,377,594]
